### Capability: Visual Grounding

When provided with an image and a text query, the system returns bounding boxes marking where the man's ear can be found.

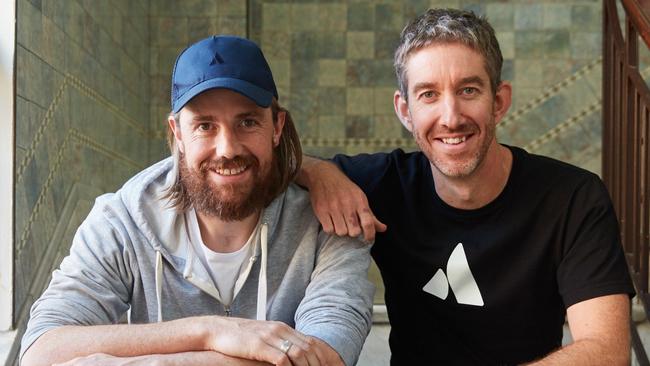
[493,81,512,125]
[273,110,286,147]
[394,90,413,132]
[168,114,184,154]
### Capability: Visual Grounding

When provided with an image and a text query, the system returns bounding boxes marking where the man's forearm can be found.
[22,317,211,366]
[525,338,630,366]
[295,155,333,189]
[147,351,272,366]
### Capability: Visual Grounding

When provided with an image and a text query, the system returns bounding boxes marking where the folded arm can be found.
[23,315,336,366]
[297,155,386,242]
[525,294,630,366]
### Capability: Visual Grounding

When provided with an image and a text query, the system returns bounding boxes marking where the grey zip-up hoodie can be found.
[21,158,374,365]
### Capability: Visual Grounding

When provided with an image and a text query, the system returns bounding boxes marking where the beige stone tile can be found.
[347,31,375,59]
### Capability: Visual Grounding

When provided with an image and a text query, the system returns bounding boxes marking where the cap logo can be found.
[210,52,225,65]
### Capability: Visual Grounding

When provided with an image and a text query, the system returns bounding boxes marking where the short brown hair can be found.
[395,8,503,98]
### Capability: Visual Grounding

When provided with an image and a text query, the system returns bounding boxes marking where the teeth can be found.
[441,136,467,145]
[216,166,246,175]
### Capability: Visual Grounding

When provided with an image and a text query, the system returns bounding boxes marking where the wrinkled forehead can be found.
[179,88,271,122]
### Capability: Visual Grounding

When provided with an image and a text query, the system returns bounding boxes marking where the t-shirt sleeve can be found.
[331,152,392,196]
[556,176,635,308]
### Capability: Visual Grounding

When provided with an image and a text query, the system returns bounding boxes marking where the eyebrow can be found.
[190,110,265,123]
[411,76,486,93]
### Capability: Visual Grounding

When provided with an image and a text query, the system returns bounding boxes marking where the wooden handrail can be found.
[622,0,650,47]
[603,0,650,364]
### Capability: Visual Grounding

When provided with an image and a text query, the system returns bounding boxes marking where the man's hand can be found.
[297,156,387,242]
[206,317,343,366]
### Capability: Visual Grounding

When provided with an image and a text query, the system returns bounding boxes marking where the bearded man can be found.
[21,36,373,366]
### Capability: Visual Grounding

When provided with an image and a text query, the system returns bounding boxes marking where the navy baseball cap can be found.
[171,35,278,113]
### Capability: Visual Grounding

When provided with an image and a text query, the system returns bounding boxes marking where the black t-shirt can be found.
[333,146,634,366]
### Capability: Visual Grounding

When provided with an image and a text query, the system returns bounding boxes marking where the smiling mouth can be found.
[440,136,467,145]
[215,165,247,176]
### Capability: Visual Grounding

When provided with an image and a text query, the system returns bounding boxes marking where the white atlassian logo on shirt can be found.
[422,243,484,306]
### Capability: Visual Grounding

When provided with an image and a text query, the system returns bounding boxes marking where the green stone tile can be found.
[188,17,216,44]
[154,17,188,47]
[318,87,346,116]
[216,16,247,37]
[430,0,461,9]
[318,59,347,87]
[543,4,571,30]
[262,3,291,32]
[501,59,514,82]
[347,87,374,115]
[318,31,346,59]
[570,32,601,60]
[375,31,400,59]
[347,31,375,59]
[544,30,570,59]
[292,4,320,31]
[375,3,403,31]
[496,31,514,59]
[41,16,65,72]
[318,115,346,139]
[404,0,430,20]
[542,60,572,86]
[374,115,403,139]
[18,0,43,53]
[320,3,347,32]
[514,4,543,30]
[261,31,292,59]
[348,2,374,31]
[514,60,542,88]
[515,31,545,59]
[346,115,373,138]
[347,59,375,87]
[218,0,247,17]
[63,0,85,44]
[267,58,291,87]
[486,3,514,31]
[374,87,395,115]
[42,0,66,28]
[292,32,319,59]
[571,4,600,32]
[374,59,397,87]
[290,87,319,128]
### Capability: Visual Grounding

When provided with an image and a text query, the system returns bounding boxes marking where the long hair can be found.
[162,99,302,212]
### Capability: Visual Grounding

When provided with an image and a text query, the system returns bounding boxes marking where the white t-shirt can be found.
[186,209,258,305]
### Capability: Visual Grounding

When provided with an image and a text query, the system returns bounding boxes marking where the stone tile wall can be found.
[248,0,603,173]
[14,0,150,343]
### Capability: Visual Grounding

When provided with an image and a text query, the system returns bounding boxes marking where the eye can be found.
[461,87,478,95]
[421,91,435,99]
[197,123,212,131]
[240,119,259,128]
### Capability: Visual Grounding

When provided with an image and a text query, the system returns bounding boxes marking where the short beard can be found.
[179,153,280,221]
[415,118,496,178]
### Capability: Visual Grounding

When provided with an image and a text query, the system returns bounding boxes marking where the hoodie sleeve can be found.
[20,196,134,359]
[293,232,375,366]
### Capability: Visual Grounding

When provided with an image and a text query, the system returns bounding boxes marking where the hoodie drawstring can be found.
[155,250,163,322]
[256,223,268,321]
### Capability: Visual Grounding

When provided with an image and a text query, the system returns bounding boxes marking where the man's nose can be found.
[439,94,461,129]
[215,127,243,158]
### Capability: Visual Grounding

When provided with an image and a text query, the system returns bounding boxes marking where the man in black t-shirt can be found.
[297,8,634,366]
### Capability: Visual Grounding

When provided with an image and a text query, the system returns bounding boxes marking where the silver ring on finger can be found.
[279,339,293,354]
